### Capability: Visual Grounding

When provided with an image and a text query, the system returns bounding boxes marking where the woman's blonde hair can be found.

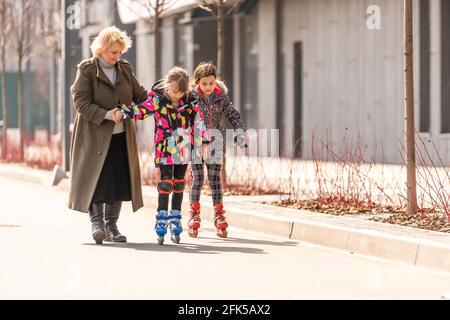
[161,67,190,94]
[90,26,132,58]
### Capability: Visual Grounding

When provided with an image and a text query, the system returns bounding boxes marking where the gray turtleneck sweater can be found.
[99,58,124,134]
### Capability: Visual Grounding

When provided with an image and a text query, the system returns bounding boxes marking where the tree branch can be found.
[226,0,243,16]
[199,1,217,17]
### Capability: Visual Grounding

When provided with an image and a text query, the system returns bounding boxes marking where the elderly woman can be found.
[68,26,147,244]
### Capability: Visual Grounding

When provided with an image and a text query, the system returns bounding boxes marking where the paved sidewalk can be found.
[5,175,450,299]
[1,162,450,273]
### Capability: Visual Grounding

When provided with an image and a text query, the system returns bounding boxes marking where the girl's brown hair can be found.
[161,67,190,94]
[193,62,217,85]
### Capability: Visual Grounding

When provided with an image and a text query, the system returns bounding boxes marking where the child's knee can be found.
[157,179,173,195]
[173,179,186,193]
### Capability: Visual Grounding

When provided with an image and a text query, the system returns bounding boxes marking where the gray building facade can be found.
[85,0,450,164]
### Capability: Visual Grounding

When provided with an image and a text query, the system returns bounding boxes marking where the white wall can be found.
[135,19,155,153]
[257,0,277,130]
[160,16,175,76]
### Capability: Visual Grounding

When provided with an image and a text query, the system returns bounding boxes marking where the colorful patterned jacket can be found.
[121,80,207,167]
[191,80,246,162]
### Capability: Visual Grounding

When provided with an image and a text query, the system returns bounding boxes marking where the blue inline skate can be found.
[168,210,183,244]
[155,210,169,245]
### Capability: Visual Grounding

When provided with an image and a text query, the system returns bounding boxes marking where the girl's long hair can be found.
[161,67,190,94]
[192,61,218,88]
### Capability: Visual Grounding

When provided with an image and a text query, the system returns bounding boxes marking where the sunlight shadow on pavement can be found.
[82,241,267,254]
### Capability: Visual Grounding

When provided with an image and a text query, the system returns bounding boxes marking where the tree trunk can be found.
[18,54,24,162]
[217,0,225,77]
[216,1,228,188]
[154,8,161,80]
[404,0,417,215]
[49,53,57,135]
[1,44,7,160]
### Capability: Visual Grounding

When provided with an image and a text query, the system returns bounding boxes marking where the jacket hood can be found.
[151,79,165,97]
[214,80,228,96]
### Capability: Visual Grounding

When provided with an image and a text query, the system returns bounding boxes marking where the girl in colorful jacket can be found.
[120,67,207,245]
[188,62,247,238]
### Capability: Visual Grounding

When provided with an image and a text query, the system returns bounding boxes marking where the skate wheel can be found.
[95,240,103,244]
[171,234,180,244]
[157,236,164,245]
[188,229,198,238]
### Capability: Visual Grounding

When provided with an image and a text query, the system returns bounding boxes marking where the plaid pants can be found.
[190,162,223,205]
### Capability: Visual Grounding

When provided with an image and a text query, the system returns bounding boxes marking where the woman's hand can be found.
[105,108,121,123]
[113,108,123,123]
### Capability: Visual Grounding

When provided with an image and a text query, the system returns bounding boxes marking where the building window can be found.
[420,0,430,132]
[293,41,303,158]
[239,3,258,131]
[441,0,450,132]
[276,0,285,156]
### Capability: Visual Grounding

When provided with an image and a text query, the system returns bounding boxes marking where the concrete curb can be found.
[141,189,450,273]
[190,198,450,271]
[0,163,50,185]
[1,163,450,273]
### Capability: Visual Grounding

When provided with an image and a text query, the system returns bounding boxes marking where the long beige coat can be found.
[68,57,147,213]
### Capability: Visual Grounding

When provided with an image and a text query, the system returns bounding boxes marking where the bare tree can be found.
[198,0,243,187]
[198,0,242,77]
[36,0,61,56]
[0,0,12,159]
[36,0,61,137]
[10,0,40,161]
[404,0,417,215]
[143,0,177,80]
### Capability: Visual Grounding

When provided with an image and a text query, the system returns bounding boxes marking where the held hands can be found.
[119,103,131,119]
[106,107,125,123]
[113,108,124,123]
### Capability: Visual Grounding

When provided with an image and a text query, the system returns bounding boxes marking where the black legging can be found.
[157,164,188,211]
